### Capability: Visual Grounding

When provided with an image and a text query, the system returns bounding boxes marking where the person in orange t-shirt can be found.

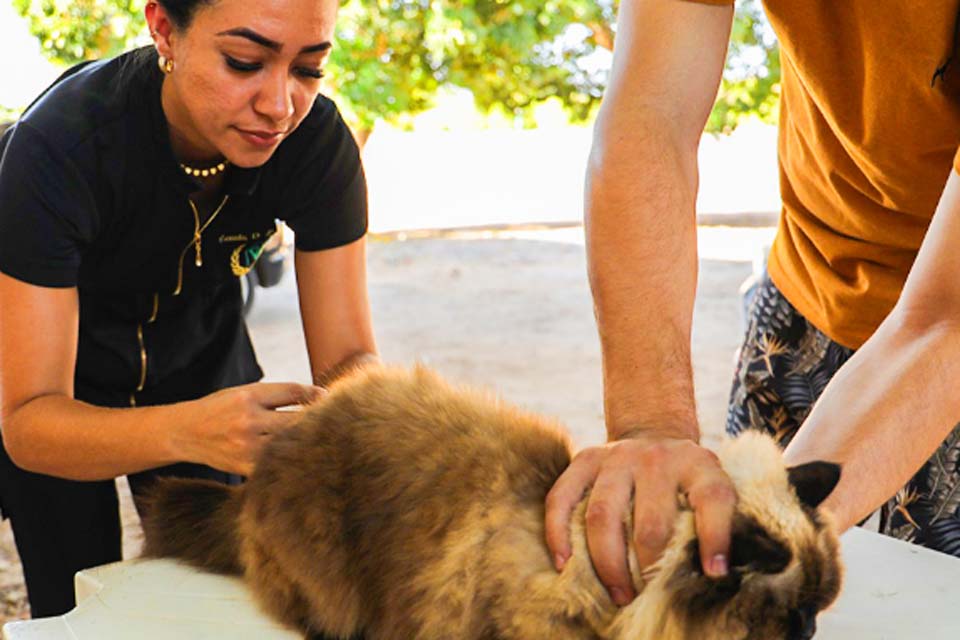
[543,0,960,608]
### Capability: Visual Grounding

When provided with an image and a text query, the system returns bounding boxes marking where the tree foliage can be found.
[333,0,616,133]
[12,0,149,62]
[710,0,781,134]
[11,0,778,135]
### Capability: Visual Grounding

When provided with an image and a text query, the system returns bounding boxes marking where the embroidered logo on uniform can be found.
[221,228,276,276]
[230,241,267,276]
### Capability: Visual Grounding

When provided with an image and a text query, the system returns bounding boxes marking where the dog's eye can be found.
[729,521,792,575]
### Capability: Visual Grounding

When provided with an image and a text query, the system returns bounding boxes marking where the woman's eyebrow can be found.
[216,27,332,54]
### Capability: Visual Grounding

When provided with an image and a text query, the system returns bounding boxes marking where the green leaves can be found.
[330,0,615,133]
[13,0,148,65]
[331,1,442,132]
[709,0,781,134]
[12,0,779,136]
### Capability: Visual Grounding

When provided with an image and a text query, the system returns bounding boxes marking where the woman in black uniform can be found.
[0,0,377,617]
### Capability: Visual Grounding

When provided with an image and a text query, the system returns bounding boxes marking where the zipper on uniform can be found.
[130,323,148,407]
[150,194,230,402]
[130,294,159,407]
[174,195,230,296]
[148,292,159,323]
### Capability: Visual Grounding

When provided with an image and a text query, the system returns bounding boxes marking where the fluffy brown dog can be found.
[142,365,842,639]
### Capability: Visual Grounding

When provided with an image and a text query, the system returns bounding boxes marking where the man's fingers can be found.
[585,468,635,606]
[250,382,326,409]
[631,470,678,573]
[684,464,737,578]
[255,406,303,437]
[545,450,601,570]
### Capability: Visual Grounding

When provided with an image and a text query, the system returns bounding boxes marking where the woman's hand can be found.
[0,271,332,480]
[175,382,325,476]
[544,432,736,606]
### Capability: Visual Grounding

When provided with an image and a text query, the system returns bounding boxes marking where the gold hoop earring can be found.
[158,55,174,74]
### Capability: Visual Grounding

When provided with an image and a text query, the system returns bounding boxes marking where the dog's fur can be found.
[141,365,842,639]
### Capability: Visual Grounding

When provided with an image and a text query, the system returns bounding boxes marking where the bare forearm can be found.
[783,313,960,530]
[2,394,189,480]
[313,351,380,387]
[586,109,701,440]
[294,242,378,386]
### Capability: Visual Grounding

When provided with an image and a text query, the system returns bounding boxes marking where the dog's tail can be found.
[139,478,245,575]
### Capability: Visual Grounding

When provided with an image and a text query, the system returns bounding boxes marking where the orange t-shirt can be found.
[688,0,960,348]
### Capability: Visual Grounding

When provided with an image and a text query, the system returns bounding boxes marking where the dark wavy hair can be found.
[158,0,219,31]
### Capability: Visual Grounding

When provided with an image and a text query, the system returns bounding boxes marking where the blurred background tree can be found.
[11,0,778,140]
[708,0,780,134]
[332,0,617,142]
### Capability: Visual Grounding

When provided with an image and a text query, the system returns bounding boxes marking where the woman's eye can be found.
[297,67,325,79]
[225,56,262,72]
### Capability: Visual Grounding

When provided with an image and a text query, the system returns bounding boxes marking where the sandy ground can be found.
[0,225,770,624]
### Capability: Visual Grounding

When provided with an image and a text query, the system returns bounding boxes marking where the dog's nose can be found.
[787,606,817,640]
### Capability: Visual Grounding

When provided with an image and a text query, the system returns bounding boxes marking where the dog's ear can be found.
[787,462,841,510]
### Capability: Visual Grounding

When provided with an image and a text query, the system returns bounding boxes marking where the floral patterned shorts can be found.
[726,277,960,557]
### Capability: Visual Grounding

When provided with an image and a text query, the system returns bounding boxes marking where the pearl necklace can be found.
[180,160,228,179]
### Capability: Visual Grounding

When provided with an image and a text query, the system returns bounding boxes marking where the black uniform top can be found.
[0,48,368,408]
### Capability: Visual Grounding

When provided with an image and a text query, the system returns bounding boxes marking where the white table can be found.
[4,527,960,639]
[2,559,300,640]
[818,527,960,638]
